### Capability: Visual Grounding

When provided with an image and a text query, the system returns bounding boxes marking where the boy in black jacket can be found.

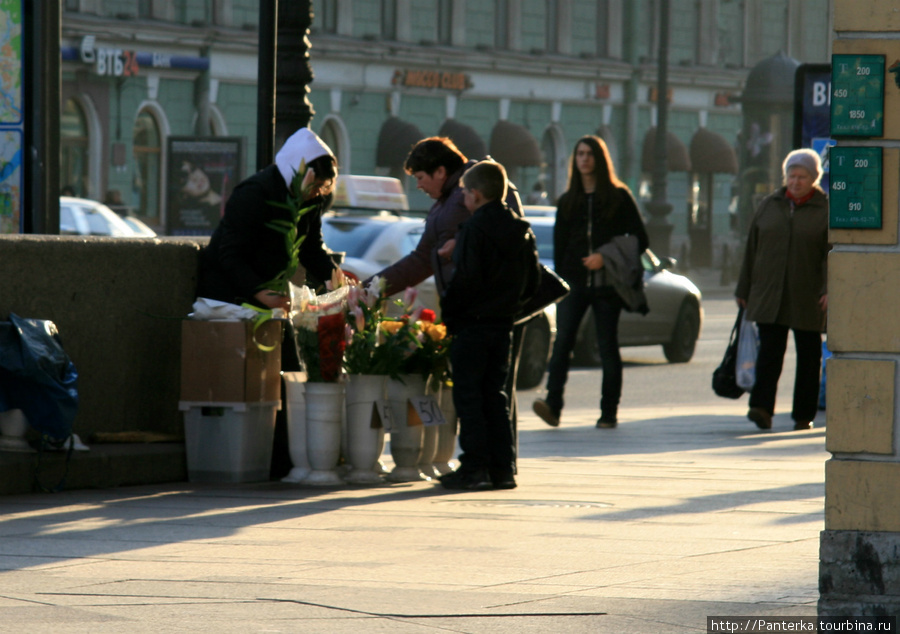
[439,160,540,490]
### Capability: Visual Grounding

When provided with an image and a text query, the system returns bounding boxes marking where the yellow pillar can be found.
[821,0,900,616]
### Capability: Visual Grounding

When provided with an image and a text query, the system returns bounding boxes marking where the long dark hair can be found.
[561,135,628,220]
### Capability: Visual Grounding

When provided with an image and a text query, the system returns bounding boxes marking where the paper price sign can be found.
[829,146,882,229]
[830,54,885,137]
[407,395,447,427]
[373,401,394,431]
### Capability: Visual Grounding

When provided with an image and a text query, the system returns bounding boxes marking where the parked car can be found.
[121,215,158,237]
[321,210,556,389]
[525,215,703,365]
[59,197,157,238]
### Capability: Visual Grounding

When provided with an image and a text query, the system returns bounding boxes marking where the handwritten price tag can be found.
[407,395,447,427]
[372,401,394,431]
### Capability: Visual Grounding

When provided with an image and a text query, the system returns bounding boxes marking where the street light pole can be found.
[645,0,673,257]
[24,0,60,234]
[257,1,278,171]
[275,2,315,148]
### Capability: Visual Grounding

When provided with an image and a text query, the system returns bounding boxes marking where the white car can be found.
[60,197,156,238]
[321,210,556,389]
[526,215,703,364]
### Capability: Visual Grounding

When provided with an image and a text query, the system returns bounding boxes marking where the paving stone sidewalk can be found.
[0,397,825,634]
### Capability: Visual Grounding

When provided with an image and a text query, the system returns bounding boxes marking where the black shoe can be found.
[596,416,617,429]
[748,407,772,430]
[533,399,560,427]
[793,420,813,431]
[490,470,517,490]
[439,468,493,491]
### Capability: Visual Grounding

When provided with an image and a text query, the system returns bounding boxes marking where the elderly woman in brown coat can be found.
[736,148,829,431]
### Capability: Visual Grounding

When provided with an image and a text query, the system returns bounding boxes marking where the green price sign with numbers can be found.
[829,146,882,229]
[831,54,885,137]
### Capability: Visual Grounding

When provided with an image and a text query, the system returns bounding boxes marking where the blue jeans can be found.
[450,325,514,474]
[545,285,623,417]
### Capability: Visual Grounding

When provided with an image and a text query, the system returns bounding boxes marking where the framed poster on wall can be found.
[166,136,243,236]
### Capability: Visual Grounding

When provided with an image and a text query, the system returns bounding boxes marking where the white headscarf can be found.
[275,128,334,186]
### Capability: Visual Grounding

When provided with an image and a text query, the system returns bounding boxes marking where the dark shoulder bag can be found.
[514,265,570,325]
[712,308,746,399]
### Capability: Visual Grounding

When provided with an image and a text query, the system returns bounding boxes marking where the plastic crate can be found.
[180,401,279,483]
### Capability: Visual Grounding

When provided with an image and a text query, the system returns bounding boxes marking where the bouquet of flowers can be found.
[403,307,450,386]
[343,279,417,380]
[344,285,451,385]
[292,283,350,382]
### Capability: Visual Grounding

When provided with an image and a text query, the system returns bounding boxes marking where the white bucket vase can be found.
[432,384,458,475]
[302,381,345,486]
[281,372,311,483]
[417,424,441,479]
[386,374,428,482]
[0,409,33,453]
[343,374,387,485]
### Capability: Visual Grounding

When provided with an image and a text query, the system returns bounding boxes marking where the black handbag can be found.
[712,308,746,399]
[514,264,570,325]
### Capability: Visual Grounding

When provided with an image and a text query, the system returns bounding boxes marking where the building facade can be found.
[60,0,831,254]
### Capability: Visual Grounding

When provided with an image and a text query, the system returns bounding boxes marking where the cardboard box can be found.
[180,320,282,403]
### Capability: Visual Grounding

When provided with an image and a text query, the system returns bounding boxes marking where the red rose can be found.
[420,309,436,323]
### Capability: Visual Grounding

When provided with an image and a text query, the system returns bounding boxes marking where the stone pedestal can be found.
[820,530,900,616]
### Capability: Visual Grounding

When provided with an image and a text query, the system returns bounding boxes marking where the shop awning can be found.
[438,119,487,161]
[689,128,738,174]
[376,117,425,169]
[640,127,692,173]
[489,120,542,168]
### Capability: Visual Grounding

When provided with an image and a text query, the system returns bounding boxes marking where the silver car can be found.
[60,197,157,238]
[526,215,703,365]
[321,211,556,389]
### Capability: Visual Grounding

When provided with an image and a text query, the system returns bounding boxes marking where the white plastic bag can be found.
[189,298,260,321]
[735,314,759,391]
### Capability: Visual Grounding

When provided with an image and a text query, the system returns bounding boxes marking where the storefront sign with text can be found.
[393,69,472,91]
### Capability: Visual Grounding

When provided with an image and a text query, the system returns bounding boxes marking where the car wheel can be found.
[516,317,551,390]
[663,302,700,363]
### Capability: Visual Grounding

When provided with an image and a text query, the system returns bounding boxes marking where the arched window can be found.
[60,98,89,198]
[320,117,349,173]
[132,109,162,224]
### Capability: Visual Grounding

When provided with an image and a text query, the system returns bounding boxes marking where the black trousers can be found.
[749,323,821,423]
[545,285,623,417]
[451,324,514,475]
[504,321,526,471]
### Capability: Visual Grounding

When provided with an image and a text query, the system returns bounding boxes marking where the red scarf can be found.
[786,189,815,207]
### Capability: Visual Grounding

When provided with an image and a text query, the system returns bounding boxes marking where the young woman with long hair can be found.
[533,135,648,429]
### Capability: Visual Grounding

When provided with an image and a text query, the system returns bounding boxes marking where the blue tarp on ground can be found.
[0,314,78,442]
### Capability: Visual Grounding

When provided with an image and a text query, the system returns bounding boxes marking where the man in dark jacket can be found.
[370,136,530,471]
[438,160,540,491]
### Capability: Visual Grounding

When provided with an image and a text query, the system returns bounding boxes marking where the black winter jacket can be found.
[441,199,540,331]
[553,186,649,288]
[197,164,336,306]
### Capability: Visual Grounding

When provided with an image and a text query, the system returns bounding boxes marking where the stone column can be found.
[820,1,900,617]
[275,1,315,149]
